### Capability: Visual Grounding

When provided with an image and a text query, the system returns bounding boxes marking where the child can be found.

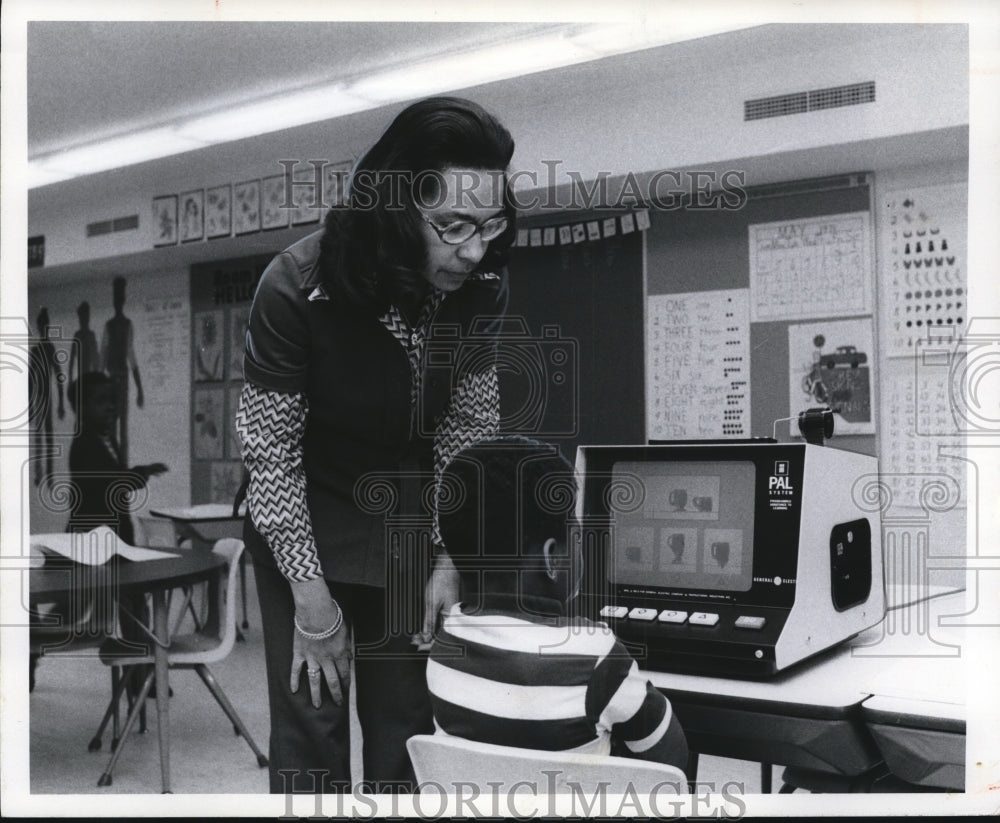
[66,371,167,542]
[428,436,688,771]
[30,372,167,691]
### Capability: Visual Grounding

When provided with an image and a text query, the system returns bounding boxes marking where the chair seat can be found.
[407,734,687,795]
[99,632,230,666]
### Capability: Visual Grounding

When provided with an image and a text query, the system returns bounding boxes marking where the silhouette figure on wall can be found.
[28,307,66,487]
[69,300,100,383]
[100,277,144,467]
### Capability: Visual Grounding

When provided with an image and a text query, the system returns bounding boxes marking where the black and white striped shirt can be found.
[427,597,680,762]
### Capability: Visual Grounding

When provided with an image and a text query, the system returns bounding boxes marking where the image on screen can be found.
[610,460,756,592]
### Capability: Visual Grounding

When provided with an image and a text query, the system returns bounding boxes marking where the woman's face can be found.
[417,166,505,292]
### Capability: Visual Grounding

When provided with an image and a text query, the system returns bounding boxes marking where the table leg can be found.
[761,763,772,793]
[152,588,172,793]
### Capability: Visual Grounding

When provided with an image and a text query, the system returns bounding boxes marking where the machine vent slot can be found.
[745,81,875,121]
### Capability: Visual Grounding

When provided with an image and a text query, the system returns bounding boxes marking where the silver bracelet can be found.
[294,601,343,640]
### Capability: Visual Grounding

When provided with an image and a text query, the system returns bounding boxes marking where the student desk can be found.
[150,504,249,630]
[30,550,228,793]
[642,586,966,792]
[149,504,244,549]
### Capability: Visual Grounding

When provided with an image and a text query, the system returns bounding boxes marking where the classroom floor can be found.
[29,564,761,796]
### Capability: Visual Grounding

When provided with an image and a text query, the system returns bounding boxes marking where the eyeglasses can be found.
[421,212,509,245]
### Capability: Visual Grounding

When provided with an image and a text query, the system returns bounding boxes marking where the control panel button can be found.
[628,607,658,622]
[600,606,628,619]
[688,612,720,626]
[658,610,689,624]
[734,615,767,630]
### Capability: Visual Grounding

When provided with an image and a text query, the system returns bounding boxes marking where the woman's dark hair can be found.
[318,96,517,313]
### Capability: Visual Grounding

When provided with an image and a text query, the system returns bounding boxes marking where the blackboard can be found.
[500,226,645,459]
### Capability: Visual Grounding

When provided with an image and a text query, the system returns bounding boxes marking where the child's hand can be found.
[135,463,169,480]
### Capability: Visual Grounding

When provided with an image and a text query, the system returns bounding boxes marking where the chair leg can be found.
[761,763,772,793]
[239,553,249,630]
[685,751,699,794]
[193,664,268,767]
[89,665,133,752]
[97,669,155,787]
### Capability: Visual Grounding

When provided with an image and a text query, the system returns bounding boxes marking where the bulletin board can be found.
[645,173,876,454]
[189,253,273,504]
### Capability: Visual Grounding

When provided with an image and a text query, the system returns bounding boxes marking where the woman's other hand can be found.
[415,552,460,646]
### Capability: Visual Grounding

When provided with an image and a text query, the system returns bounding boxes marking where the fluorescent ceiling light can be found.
[27,23,753,188]
[350,32,599,102]
[569,21,749,56]
[176,85,374,143]
[30,127,209,186]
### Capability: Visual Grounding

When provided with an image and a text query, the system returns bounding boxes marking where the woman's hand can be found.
[289,578,352,708]
[415,552,460,646]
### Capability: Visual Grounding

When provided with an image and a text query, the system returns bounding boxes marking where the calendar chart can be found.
[749,212,873,322]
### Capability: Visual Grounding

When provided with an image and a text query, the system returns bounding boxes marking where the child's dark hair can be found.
[67,370,112,416]
[438,436,577,566]
[318,96,517,314]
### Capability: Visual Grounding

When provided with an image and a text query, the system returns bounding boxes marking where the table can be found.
[642,586,967,792]
[149,504,244,549]
[31,550,228,793]
[150,505,248,631]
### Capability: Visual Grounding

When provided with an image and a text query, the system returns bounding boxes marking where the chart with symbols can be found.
[646,289,750,440]
[879,181,967,358]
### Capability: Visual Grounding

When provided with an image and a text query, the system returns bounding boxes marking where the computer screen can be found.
[610,460,756,592]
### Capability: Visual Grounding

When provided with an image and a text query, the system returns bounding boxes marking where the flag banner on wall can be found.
[511,209,650,247]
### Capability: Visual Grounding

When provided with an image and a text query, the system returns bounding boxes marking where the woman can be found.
[236,96,516,793]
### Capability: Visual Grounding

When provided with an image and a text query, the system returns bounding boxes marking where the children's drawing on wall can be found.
[28,307,66,487]
[100,277,144,467]
[226,306,250,381]
[194,310,224,381]
[152,195,178,247]
[179,189,204,243]
[69,301,100,383]
[788,317,876,435]
[193,388,224,459]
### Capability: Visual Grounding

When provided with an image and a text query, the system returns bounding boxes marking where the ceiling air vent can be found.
[87,214,139,238]
[745,81,875,121]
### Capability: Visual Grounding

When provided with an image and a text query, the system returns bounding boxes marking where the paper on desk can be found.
[30,526,179,565]
[165,503,237,519]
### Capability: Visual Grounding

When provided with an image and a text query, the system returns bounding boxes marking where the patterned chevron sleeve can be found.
[235,381,323,582]
[431,364,501,546]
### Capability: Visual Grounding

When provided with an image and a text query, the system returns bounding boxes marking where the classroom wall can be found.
[27,24,967,269]
[25,24,970,573]
[27,266,191,534]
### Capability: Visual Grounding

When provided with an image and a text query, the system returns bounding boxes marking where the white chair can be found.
[406,734,687,795]
[92,538,267,787]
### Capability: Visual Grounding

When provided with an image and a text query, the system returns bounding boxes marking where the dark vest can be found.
[245,234,508,588]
